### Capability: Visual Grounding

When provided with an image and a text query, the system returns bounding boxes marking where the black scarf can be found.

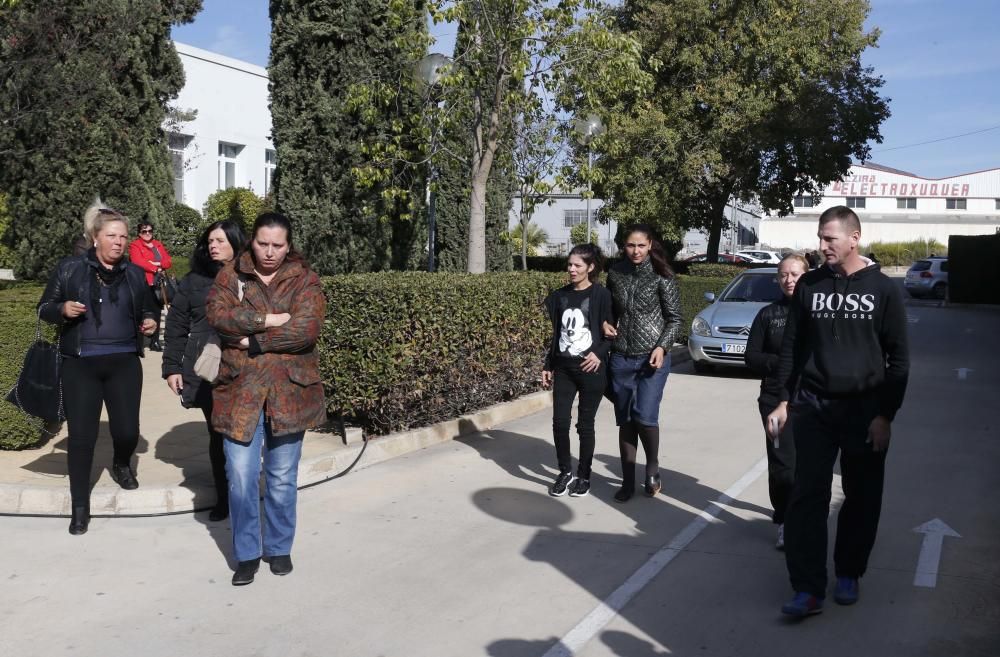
[86,247,127,327]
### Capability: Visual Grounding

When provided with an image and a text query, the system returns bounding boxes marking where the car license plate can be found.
[722,343,745,354]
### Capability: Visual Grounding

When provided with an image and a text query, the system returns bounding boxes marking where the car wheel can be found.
[693,360,713,374]
[933,283,946,300]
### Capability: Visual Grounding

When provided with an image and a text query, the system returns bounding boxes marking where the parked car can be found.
[677,253,753,264]
[687,267,782,372]
[904,256,948,299]
[736,250,782,264]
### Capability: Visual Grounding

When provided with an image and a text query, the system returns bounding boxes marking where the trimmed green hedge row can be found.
[1,273,729,448]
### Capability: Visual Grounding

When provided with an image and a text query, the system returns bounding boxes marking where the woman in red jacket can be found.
[129,220,172,351]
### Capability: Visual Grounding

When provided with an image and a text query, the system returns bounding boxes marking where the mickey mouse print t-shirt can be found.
[556,287,594,364]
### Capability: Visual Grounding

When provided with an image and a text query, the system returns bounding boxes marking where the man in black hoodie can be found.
[767,206,909,617]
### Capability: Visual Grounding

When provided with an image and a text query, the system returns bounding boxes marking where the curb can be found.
[0,391,553,517]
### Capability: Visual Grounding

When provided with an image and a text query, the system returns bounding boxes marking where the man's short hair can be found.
[818,205,861,233]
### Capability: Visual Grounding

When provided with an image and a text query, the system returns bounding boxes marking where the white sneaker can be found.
[776,524,785,550]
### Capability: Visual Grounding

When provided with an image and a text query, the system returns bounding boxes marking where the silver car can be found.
[903,256,948,299]
[687,267,782,373]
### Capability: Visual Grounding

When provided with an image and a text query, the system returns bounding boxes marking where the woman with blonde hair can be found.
[744,253,810,549]
[38,201,159,534]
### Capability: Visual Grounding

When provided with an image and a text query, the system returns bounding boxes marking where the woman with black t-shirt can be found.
[541,244,613,498]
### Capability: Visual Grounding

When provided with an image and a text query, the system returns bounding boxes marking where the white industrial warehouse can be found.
[759,163,1000,249]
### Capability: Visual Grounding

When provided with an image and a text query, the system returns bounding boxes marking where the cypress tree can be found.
[0,0,201,280]
[269,0,427,274]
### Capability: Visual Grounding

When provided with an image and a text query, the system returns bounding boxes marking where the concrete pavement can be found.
[1,296,997,657]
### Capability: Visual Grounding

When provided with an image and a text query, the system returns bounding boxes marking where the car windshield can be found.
[720,273,782,302]
[910,261,931,272]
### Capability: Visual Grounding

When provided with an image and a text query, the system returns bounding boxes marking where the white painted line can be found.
[955,368,973,380]
[541,457,769,657]
[913,518,961,588]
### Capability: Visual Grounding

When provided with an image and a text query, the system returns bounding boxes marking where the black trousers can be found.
[62,353,143,508]
[552,362,605,478]
[784,389,887,597]
[200,404,228,504]
[759,400,796,525]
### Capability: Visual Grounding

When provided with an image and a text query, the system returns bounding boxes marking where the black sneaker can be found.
[569,478,590,497]
[550,471,574,497]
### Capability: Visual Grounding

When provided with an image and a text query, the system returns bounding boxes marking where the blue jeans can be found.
[609,352,670,427]
[224,411,304,562]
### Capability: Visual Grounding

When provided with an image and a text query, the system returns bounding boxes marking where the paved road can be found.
[2,297,997,657]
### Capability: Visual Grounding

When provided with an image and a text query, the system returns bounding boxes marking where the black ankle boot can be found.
[69,506,90,535]
[614,484,634,503]
[644,472,662,497]
[209,498,229,522]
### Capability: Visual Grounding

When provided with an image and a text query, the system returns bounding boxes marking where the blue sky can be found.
[172,0,1000,178]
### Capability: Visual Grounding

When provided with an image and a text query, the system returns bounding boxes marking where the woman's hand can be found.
[602,321,618,338]
[166,374,183,395]
[62,301,87,319]
[649,346,666,369]
[541,370,553,388]
[580,352,601,373]
[140,318,157,336]
[265,312,291,328]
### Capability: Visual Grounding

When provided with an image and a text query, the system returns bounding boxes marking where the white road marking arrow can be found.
[955,368,974,380]
[913,518,961,588]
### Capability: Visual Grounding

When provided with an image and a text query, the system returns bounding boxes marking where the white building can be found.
[510,191,761,257]
[168,42,274,214]
[759,163,1000,250]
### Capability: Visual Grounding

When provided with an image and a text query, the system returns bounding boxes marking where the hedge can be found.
[1,273,728,448]
[0,285,54,449]
[861,239,947,267]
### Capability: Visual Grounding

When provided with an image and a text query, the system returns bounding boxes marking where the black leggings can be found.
[62,353,143,507]
[552,363,605,478]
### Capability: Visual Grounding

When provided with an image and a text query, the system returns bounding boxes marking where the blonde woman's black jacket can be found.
[606,257,683,356]
[37,252,157,357]
[744,298,790,406]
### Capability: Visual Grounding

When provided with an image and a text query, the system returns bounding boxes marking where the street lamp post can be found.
[415,53,452,272]
[574,113,605,247]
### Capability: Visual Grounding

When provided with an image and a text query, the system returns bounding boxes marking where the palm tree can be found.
[509,222,549,267]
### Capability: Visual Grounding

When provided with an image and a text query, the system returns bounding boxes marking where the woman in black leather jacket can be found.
[162,220,246,521]
[744,254,809,549]
[604,225,683,502]
[37,203,158,535]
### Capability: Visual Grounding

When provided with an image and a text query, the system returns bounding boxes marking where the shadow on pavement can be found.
[154,420,233,566]
[460,429,778,656]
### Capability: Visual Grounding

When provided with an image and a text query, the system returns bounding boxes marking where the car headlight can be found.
[692,316,711,337]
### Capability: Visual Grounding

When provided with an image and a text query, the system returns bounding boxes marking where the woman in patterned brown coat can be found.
[206,212,326,586]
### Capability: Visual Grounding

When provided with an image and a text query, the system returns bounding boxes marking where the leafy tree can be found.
[353,0,650,273]
[570,223,599,246]
[0,0,201,279]
[593,0,889,260]
[269,0,427,274]
[203,187,267,237]
[163,203,204,257]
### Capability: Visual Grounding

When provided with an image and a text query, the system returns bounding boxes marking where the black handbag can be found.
[153,270,179,307]
[5,310,64,423]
